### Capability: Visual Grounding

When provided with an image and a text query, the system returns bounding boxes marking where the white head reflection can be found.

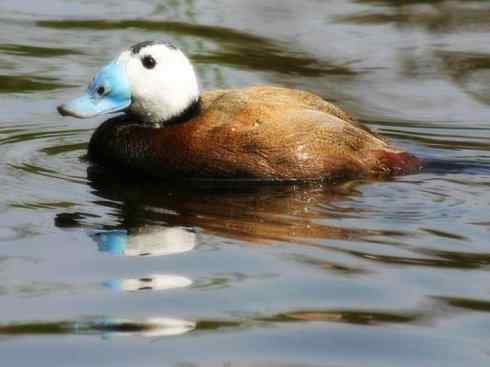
[91,226,196,256]
[104,274,192,292]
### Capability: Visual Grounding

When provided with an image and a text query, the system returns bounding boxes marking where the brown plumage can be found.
[88,86,421,182]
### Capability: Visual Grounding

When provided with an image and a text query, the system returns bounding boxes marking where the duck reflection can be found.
[103,274,192,292]
[79,166,382,248]
[59,168,464,272]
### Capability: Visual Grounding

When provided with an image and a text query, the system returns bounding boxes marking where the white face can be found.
[115,42,200,124]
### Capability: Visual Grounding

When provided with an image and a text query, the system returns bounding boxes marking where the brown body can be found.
[88,86,421,181]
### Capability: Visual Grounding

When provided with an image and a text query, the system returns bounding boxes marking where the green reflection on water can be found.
[337,2,490,33]
[37,19,275,42]
[0,308,426,339]
[0,321,72,335]
[11,201,77,210]
[0,44,83,58]
[259,309,424,326]
[0,318,238,337]
[0,75,74,93]
[0,129,90,145]
[41,143,87,155]
[37,19,356,76]
[433,296,490,313]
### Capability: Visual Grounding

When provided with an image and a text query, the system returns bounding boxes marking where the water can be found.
[1,0,490,366]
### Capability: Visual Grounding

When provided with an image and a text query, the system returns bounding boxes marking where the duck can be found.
[58,40,421,182]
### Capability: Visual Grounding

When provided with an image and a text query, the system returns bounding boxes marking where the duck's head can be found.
[58,41,200,126]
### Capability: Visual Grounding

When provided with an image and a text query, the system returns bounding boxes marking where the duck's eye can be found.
[142,55,156,69]
[96,86,106,96]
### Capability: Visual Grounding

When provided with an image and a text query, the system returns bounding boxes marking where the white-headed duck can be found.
[58,41,421,182]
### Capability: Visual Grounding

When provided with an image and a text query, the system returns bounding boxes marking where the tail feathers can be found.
[372,150,423,176]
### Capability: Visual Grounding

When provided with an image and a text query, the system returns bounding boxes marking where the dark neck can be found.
[165,97,202,126]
